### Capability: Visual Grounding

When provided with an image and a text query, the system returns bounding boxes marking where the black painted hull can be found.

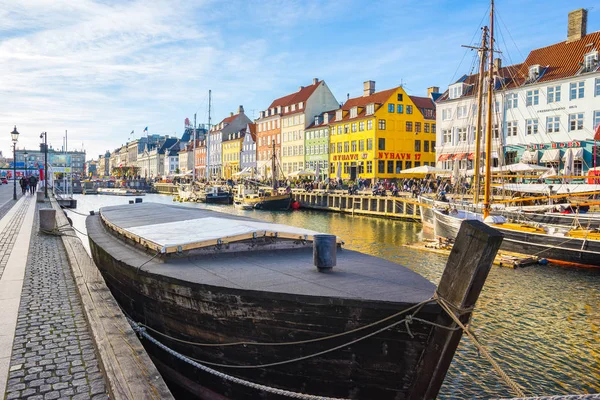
[197,193,233,204]
[253,195,292,210]
[87,216,443,400]
[433,209,600,267]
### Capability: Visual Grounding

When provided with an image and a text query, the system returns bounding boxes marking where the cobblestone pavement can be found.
[0,195,29,280]
[4,203,108,400]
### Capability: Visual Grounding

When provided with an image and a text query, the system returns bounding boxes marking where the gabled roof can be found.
[517,30,600,84]
[246,123,257,142]
[436,63,522,102]
[265,80,323,116]
[329,88,396,123]
[305,109,338,130]
[409,96,436,120]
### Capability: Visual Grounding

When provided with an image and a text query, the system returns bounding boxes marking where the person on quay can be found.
[20,177,27,195]
[29,175,37,194]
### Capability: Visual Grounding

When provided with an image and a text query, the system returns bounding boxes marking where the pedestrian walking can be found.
[20,177,26,195]
[29,175,37,194]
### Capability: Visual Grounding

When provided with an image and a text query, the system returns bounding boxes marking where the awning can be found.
[438,153,452,161]
[453,153,467,160]
[520,150,539,163]
[562,147,583,161]
[467,153,475,160]
[540,149,560,163]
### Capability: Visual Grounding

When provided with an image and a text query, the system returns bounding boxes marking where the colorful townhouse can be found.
[280,79,339,175]
[255,103,282,179]
[195,139,207,179]
[305,110,336,180]
[240,123,257,175]
[207,106,252,179]
[222,130,245,179]
[328,81,437,181]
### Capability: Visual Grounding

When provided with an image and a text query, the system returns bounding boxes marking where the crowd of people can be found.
[19,175,39,195]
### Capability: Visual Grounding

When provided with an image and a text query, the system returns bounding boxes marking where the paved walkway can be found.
[0,196,108,400]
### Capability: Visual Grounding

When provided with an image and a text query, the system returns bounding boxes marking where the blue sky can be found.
[0,0,598,159]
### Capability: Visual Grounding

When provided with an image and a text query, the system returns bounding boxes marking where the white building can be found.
[437,8,600,175]
[163,142,180,176]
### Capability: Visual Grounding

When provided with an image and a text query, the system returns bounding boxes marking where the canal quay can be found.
[0,186,598,399]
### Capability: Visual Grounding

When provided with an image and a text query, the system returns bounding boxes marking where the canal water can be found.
[66,194,600,399]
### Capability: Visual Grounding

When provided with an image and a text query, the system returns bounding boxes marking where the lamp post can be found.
[40,132,48,198]
[11,126,19,200]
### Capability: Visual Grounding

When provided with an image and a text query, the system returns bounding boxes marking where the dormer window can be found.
[336,110,343,120]
[366,103,375,115]
[284,106,289,113]
[291,104,296,111]
[299,102,303,109]
[350,106,358,118]
[528,65,541,82]
[583,51,598,72]
[448,83,465,100]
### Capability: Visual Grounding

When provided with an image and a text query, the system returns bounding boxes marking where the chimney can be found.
[493,58,502,72]
[238,105,244,114]
[299,86,304,91]
[230,112,234,117]
[427,86,440,98]
[363,80,375,96]
[312,78,319,85]
[567,8,587,43]
[323,113,329,124]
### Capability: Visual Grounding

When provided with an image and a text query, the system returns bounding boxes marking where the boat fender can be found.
[484,215,506,224]
[313,234,337,272]
[538,258,549,265]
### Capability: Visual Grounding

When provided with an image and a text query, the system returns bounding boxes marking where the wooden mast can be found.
[483,0,495,219]
[271,141,276,190]
[206,90,212,181]
[473,27,488,204]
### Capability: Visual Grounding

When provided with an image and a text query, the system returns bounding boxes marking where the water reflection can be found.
[67,194,600,398]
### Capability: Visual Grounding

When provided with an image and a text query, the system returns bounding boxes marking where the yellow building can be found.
[222,131,244,179]
[328,81,436,181]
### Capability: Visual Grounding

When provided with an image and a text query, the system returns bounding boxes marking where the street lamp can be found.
[40,132,48,198]
[11,126,19,200]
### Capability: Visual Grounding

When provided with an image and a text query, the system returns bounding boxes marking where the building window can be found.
[526,89,539,106]
[458,127,467,142]
[337,126,342,135]
[406,122,413,132]
[397,94,403,101]
[424,123,430,133]
[595,78,600,97]
[344,142,349,152]
[449,84,463,99]
[431,141,436,152]
[492,124,500,138]
[386,161,393,174]
[377,119,387,130]
[526,119,538,135]
[424,141,429,152]
[378,138,385,150]
[547,85,561,103]
[344,125,349,133]
[570,81,585,100]
[594,110,600,128]
[337,143,342,153]
[351,141,357,152]
[397,104,404,114]
[414,140,421,152]
[350,107,358,118]
[507,121,518,137]
[388,103,395,113]
[415,122,421,133]
[367,120,373,130]
[359,140,365,151]
[442,109,452,120]
[366,104,375,115]
[406,105,413,114]
[359,121,365,131]
[569,113,584,131]
[457,105,467,118]
[378,160,385,174]
[351,123,357,132]
[432,124,436,133]
[405,161,412,169]
[442,129,452,144]
[506,93,518,109]
[583,51,598,72]
[367,138,373,150]
[546,116,560,133]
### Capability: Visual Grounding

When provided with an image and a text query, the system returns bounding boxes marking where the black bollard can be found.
[313,234,337,272]
[129,200,134,204]
[135,198,143,203]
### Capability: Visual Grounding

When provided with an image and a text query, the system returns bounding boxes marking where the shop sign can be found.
[527,141,581,150]
[377,152,420,160]
[332,154,358,161]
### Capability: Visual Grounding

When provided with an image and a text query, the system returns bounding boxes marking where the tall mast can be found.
[473,27,488,205]
[193,113,196,182]
[271,141,276,190]
[483,0,494,219]
[206,90,211,181]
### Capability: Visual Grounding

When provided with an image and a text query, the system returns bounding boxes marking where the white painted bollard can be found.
[39,209,57,233]
[36,191,45,203]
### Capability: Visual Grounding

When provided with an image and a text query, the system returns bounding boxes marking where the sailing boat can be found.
[233,142,292,210]
[432,1,600,268]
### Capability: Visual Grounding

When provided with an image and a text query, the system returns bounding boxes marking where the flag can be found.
[143,127,148,134]
[594,123,600,141]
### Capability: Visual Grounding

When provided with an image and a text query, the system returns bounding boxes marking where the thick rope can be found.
[434,295,526,398]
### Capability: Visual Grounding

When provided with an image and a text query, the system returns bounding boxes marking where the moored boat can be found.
[97,187,145,196]
[196,184,233,204]
[87,202,503,399]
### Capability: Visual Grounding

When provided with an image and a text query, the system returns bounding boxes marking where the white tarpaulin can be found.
[126,217,332,249]
[505,163,550,172]
[562,147,583,161]
[399,165,450,174]
[501,183,600,194]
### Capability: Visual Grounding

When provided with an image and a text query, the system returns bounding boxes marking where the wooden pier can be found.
[292,190,422,221]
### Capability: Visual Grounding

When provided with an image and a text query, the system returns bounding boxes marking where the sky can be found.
[0,0,599,160]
